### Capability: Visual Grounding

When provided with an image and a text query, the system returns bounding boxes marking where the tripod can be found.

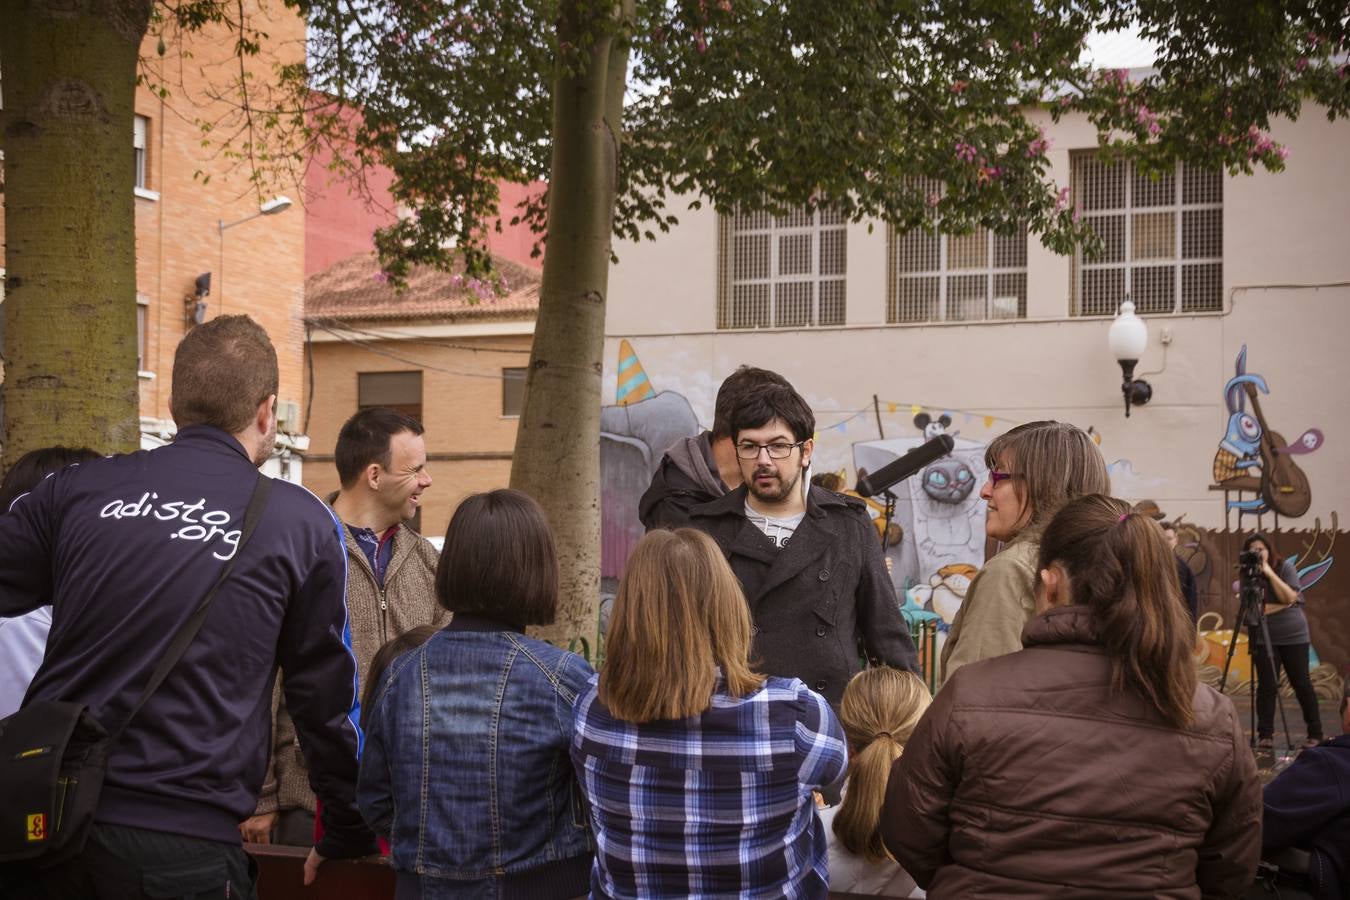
[877,490,897,551]
[1219,575,1293,755]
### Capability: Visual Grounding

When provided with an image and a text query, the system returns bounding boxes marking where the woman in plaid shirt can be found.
[571,528,848,899]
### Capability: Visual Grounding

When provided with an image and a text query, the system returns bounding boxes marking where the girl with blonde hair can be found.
[571,528,847,899]
[820,667,930,897]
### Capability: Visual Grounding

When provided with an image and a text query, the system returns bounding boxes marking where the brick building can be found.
[2,4,311,478]
[132,7,310,478]
[304,253,539,539]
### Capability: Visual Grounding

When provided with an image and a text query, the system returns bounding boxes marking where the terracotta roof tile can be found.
[305,252,539,323]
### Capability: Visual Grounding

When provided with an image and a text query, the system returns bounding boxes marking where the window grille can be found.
[1071,153,1222,315]
[717,205,847,329]
[134,115,149,190]
[888,184,1027,323]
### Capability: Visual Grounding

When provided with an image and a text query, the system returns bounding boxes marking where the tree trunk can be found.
[512,0,632,651]
[0,0,149,467]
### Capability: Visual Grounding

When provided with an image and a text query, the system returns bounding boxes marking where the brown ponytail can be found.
[1037,494,1196,728]
[832,668,931,862]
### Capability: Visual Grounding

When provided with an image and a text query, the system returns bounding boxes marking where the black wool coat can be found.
[688,485,920,708]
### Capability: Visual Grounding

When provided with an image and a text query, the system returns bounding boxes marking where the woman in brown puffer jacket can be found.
[882,494,1261,899]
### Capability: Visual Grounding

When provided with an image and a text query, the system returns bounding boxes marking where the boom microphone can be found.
[856,435,956,497]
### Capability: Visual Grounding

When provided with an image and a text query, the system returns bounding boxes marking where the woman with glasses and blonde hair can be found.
[940,420,1109,684]
[820,667,929,897]
[883,494,1260,897]
[571,528,847,899]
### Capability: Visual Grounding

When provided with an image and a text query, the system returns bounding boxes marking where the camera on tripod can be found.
[1238,550,1265,627]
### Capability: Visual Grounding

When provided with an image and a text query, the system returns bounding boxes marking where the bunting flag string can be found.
[810,399,1027,437]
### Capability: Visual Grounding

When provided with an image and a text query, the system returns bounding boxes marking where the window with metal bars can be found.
[888,199,1028,324]
[1071,153,1223,316]
[717,205,847,329]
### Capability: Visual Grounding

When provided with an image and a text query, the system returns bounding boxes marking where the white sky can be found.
[1083,29,1161,69]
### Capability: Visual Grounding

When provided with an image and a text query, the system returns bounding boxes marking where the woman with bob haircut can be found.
[940,419,1109,684]
[358,489,594,898]
[571,528,847,899]
[883,494,1261,898]
[819,667,929,897]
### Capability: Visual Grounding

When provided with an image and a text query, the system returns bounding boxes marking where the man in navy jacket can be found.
[1263,690,1350,899]
[0,316,376,897]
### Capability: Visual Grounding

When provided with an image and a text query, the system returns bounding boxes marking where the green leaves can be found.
[287,0,1348,279]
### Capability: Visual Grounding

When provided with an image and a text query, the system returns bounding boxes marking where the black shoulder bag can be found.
[0,474,273,866]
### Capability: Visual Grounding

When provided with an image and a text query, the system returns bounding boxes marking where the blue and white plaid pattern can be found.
[571,674,847,899]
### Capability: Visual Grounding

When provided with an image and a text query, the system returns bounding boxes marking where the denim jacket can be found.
[358,615,595,897]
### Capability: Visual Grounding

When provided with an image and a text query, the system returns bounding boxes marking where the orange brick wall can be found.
[0,7,309,426]
[304,328,534,538]
[133,7,308,424]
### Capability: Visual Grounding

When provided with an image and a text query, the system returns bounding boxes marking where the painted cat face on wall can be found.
[922,459,976,504]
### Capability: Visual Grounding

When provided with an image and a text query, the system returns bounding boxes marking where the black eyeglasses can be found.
[736,441,805,460]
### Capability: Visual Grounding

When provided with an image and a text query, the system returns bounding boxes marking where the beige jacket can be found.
[256,520,446,817]
[938,530,1039,687]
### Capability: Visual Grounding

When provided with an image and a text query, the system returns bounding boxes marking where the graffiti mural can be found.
[853,418,989,643]
[1211,345,1322,525]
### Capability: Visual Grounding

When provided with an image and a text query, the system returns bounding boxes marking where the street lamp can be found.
[1108,296,1153,418]
[216,195,293,316]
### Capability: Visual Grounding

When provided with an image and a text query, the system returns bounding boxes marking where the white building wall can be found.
[603,111,1350,531]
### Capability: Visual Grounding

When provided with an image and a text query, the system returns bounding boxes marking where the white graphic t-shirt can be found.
[745,500,806,549]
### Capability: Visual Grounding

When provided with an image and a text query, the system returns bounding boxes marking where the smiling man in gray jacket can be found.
[249,407,447,847]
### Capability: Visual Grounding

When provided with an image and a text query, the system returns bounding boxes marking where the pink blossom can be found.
[1026,132,1050,157]
[1277,147,1290,160]
[694,28,707,53]
[954,141,977,163]
[1295,56,1309,72]
[1032,31,1041,46]
[373,271,390,283]
[926,192,941,208]
[717,0,731,10]
[1054,186,1071,211]
[950,80,969,94]
[1148,120,1161,136]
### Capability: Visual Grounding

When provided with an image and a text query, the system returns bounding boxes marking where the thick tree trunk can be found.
[512,0,632,650]
[0,0,149,467]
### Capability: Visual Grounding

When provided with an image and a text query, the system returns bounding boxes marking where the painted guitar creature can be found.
[1211,345,1322,518]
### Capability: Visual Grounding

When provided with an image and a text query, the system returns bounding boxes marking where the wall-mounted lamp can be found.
[218,195,293,314]
[1107,297,1153,418]
[184,272,211,327]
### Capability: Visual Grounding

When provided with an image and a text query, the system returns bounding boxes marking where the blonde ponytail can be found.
[831,668,931,862]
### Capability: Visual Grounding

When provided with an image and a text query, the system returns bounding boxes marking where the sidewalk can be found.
[1227,691,1341,781]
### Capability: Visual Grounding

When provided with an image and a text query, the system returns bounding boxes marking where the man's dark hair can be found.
[435,489,558,626]
[730,382,815,443]
[170,315,279,433]
[711,366,791,440]
[335,407,425,489]
[0,446,101,512]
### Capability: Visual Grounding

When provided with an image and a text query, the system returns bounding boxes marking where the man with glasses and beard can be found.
[687,383,918,711]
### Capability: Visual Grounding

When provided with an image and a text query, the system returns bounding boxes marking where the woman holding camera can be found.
[1243,532,1323,750]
